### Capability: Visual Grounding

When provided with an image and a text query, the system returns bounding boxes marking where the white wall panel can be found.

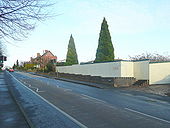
[121,61,134,77]
[134,60,149,80]
[57,62,122,77]
[149,62,170,84]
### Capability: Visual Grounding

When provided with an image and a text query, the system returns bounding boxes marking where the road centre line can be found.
[81,94,106,104]
[64,89,72,92]
[121,92,169,105]
[125,107,170,124]
[81,94,118,110]
[8,72,87,128]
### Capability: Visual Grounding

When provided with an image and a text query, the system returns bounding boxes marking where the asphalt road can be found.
[5,71,170,128]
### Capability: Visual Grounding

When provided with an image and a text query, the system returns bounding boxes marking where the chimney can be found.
[37,53,41,57]
[45,50,49,53]
[30,57,33,62]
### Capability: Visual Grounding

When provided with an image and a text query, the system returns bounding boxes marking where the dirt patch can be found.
[165,93,170,96]
[126,84,170,96]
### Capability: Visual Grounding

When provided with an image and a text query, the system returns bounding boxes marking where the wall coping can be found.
[149,61,170,64]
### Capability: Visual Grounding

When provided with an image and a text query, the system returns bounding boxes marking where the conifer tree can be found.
[66,34,78,65]
[94,17,115,63]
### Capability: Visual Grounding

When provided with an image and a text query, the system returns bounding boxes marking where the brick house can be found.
[30,50,57,69]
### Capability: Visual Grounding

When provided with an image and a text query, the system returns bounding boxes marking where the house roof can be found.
[31,50,57,61]
[41,50,57,59]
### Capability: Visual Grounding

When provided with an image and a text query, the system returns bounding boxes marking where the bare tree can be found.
[129,52,170,62]
[0,41,5,55]
[0,0,53,40]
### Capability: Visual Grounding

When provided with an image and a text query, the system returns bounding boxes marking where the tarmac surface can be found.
[0,72,29,128]
[7,71,170,128]
[2,70,170,128]
[34,72,170,97]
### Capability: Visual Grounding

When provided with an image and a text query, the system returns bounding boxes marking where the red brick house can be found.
[30,50,57,69]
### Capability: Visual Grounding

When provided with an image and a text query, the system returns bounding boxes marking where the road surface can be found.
[4,71,170,128]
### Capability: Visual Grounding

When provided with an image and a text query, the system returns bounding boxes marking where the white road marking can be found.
[8,72,87,128]
[125,107,170,124]
[64,89,72,92]
[19,79,25,84]
[36,88,39,92]
[17,76,45,93]
[35,88,45,93]
[121,93,168,104]
[105,104,117,109]
[37,91,45,93]
[81,94,106,104]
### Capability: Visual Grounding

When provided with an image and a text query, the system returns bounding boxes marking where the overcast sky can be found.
[4,0,170,66]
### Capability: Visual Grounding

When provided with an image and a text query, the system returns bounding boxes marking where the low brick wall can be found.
[113,77,136,87]
[57,73,136,87]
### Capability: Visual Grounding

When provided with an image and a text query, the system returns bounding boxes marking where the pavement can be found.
[0,71,30,128]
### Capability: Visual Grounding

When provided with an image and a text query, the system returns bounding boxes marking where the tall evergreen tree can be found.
[94,17,115,63]
[66,34,78,65]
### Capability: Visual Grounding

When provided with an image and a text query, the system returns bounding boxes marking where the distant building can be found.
[30,50,57,69]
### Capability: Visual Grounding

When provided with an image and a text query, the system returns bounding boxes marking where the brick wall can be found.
[58,73,136,87]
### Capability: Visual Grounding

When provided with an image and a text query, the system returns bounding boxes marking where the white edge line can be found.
[8,72,87,128]
[125,107,170,124]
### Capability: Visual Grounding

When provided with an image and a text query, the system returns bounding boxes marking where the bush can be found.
[46,62,55,72]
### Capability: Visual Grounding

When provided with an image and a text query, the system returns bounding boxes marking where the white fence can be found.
[57,62,122,77]
[57,60,170,85]
[133,61,149,80]
[57,60,149,79]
